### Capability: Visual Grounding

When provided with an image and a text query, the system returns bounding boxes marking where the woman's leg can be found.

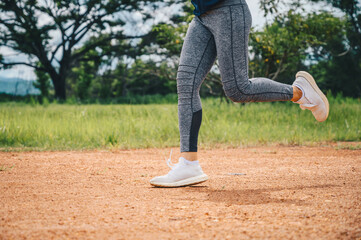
[200,1,328,121]
[149,17,216,187]
[177,17,217,155]
[201,3,294,102]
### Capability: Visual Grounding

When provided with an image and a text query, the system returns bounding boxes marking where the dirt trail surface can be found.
[1,146,361,240]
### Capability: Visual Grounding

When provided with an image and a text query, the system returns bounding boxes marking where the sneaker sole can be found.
[150,174,209,188]
[296,71,329,122]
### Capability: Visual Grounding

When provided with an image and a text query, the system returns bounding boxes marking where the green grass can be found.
[0,96,360,151]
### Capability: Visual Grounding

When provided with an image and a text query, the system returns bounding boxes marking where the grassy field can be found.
[0,96,360,151]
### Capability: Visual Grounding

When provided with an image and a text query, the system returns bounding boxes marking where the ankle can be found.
[291,86,303,102]
[181,152,198,161]
[182,158,200,165]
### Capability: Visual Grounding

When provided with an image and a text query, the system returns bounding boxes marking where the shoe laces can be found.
[166,149,174,169]
[166,150,188,173]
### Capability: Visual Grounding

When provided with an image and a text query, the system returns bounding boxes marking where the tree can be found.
[310,0,360,51]
[0,0,161,100]
[249,11,346,83]
[33,63,51,99]
[259,0,361,97]
[309,0,361,97]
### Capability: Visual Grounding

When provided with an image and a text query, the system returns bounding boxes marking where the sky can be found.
[0,0,334,81]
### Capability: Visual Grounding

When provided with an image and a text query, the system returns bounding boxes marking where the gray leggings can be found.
[177,0,293,152]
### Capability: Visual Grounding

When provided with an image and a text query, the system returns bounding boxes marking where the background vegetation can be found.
[0,0,360,102]
[0,95,360,151]
[0,0,360,151]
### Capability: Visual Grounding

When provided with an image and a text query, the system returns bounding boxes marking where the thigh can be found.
[206,4,252,90]
[177,17,217,112]
[178,17,216,70]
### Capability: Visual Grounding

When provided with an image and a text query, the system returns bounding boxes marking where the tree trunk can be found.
[40,59,67,101]
[51,74,66,101]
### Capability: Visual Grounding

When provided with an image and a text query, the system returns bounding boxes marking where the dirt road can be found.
[1,146,360,239]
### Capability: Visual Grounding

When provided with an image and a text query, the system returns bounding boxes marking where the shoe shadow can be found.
[186,184,337,206]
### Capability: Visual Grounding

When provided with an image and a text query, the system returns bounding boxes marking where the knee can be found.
[225,91,239,102]
[224,86,246,103]
[223,79,251,103]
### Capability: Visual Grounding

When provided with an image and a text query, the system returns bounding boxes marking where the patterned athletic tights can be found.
[177,0,293,152]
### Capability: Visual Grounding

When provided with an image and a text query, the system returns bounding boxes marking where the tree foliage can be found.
[0,0,162,100]
[1,0,360,101]
[310,0,360,51]
[258,0,361,96]
[249,11,346,83]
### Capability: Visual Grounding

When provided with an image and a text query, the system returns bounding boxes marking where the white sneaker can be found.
[293,71,329,122]
[150,155,208,187]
